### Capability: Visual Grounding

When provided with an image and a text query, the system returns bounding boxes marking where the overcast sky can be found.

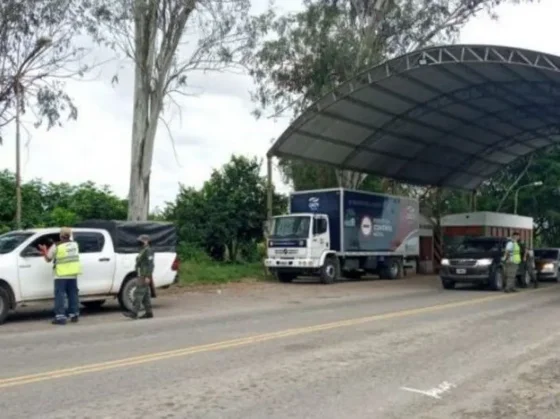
[0,0,558,211]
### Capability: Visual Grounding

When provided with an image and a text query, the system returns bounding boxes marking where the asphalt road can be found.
[1,276,560,419]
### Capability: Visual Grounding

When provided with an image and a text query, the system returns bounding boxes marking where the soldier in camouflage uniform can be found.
[123,234,154,319]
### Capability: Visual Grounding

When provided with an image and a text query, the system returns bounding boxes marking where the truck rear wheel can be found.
[380,259,403,280]
[0,287,10,325]
[321,256,339,284]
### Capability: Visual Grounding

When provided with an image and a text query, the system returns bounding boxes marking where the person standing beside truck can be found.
[39,227,82,325]
[503,232,521,293]
[124,234,154,320]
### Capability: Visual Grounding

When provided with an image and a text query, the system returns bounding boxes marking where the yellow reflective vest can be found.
[54,241,82,278]
[512,242,521,264]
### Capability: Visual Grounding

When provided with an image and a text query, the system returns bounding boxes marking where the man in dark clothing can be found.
[123,234,154,319]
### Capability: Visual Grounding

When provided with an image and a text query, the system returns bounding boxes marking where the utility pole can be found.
[14,78,22,229]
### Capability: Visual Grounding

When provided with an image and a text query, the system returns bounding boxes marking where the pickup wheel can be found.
[490,269,504,291]
[0,287,9,325]
[82,300,106,311]
[118,278,137,312]
[320,256,339,284]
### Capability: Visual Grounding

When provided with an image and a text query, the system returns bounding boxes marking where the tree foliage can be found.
[0,170,127,232]
[250,0,537,189]
[0,0,105,143]
[92,0,272,221]
[164,155,287,262]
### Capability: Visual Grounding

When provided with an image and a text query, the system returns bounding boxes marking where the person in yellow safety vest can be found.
[503,231,521,293]
[39,227,82,325]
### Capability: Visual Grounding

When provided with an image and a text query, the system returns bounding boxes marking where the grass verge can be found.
[178,261,268,285]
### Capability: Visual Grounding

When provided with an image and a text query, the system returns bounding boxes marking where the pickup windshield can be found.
[0,232,34,254]
[456,239,502,253]
[271,216,311,239]
[534,249,559,259]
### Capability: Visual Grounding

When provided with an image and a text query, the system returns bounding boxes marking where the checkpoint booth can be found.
[440,211,533,252]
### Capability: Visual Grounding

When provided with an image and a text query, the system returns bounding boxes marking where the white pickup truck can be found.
[0,220,179,324]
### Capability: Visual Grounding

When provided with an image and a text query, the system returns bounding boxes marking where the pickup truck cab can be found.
[0,223,178,324]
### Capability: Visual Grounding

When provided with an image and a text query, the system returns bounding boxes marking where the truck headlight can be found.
[475,258,492,267]
[299,240,306,246]
[441,258,450,266]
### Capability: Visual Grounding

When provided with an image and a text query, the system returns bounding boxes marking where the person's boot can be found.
[70,316,79,323]
[123,311,138,319]
[139,312,153,319]
[52,317,67,325]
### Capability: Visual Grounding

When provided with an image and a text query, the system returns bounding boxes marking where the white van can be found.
[0,220,179,324]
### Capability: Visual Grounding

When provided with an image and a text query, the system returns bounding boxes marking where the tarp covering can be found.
[268,45,560,190]
[73,220,177,254]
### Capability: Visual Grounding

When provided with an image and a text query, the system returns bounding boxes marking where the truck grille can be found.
[274,249,298,255]
[449,259,477,267]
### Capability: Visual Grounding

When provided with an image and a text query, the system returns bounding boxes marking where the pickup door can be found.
[73,231,115,296]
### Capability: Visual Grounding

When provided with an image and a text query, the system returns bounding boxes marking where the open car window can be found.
[21,234,60,257]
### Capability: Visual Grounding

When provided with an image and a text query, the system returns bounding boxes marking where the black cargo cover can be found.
[73,220,177,254]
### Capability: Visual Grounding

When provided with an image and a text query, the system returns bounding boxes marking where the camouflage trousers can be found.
[133,278,153,314]
[504,262,518,291]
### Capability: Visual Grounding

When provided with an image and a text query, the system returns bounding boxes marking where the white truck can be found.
[0,220,178,324]
[264,188,420,284]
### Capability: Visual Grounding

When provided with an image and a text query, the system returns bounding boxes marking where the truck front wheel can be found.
[321,256,340,284]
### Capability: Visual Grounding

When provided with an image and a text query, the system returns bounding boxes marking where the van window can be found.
[74,232,105,253]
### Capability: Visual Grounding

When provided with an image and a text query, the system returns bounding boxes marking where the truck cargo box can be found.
[290,189,419,256]
[73,220,177,254]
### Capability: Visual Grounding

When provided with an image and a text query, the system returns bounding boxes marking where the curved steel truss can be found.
[268,45,560,190]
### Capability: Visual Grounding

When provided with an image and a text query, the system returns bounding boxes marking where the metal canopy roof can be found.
[267,44,560,190]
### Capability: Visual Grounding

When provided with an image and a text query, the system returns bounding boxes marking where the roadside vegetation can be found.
[1,0,555,286]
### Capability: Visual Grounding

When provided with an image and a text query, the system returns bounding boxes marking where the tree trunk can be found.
[127,0,160,221]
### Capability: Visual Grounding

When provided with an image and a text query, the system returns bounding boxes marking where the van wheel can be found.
[118,278,137,312]
[490,269,504,291]
[320,256,339,284]
[0,287,10,325]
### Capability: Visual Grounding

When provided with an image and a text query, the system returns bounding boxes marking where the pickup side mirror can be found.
[21,247,42,258]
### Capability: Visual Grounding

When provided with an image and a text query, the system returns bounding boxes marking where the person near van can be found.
[123,234,154,320]
[503,232,522,293]
[39,227,82,325]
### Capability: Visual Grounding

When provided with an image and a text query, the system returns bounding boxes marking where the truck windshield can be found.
[0,232,33,254]
[534,249,559,259]
[271,216,311,239]
[456,239,502,253]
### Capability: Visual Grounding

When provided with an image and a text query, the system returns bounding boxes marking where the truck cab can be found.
[265,213,336,283]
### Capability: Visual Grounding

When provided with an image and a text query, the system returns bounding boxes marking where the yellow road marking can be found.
[0,288,544,389]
